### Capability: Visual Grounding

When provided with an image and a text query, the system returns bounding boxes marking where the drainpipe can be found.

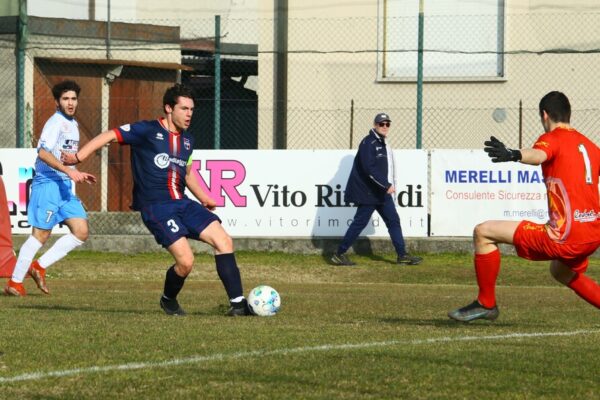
[106,0,111,59]
[214,15,221,149]
[89,0,95,20]
[415,0,424,150]
[16,0,28,148]
[274,0,288,149]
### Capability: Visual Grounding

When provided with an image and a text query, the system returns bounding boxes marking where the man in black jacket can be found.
[331,113,422,266]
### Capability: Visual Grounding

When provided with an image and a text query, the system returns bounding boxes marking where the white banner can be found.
[0,149,70,234]
[430,149,548,236]
[1,149,428,238]
[188,150,428,237]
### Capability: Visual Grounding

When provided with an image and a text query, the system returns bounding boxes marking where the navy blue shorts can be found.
[140,198,221,248]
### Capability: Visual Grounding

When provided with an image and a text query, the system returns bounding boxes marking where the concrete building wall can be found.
[0,0,18,16]
[257,0,600,150]
[26,0,258,43]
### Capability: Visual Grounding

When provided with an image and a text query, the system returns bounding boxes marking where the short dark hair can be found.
[52,80,81,100]
[163,84,194,110]
[539,91,571,123]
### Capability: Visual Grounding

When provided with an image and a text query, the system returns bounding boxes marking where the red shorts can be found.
[513,221,600,273]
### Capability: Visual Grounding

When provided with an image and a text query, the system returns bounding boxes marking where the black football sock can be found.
[163,265,186,300]
[215,253,244,301]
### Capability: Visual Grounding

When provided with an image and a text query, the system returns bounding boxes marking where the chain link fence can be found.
[0,33,17,148]
[2,11,600,233]
[1,14,600,150]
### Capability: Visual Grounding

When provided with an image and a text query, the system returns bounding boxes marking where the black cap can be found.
[374,112,391,124]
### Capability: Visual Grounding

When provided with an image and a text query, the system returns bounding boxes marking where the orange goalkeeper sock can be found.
[474,248,501,308]
[568,273,600,308]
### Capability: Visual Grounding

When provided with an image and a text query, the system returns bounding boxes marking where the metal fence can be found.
[0,33,17,148]
[3,12,600,233]
[2,14,600,150]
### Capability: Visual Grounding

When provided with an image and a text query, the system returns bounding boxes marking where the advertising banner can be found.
[2,149,428,238]
[188,150,429,237]
[1,149,71,234]
[430,149,548,236]
[1,149,73,234]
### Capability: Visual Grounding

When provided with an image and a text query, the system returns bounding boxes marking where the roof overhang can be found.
[181,39,258,57]
[36,57,193,71]
[0,16,180,43]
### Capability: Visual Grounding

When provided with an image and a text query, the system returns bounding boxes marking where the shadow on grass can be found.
[379,316,516,328]
[16,303,212,316]
[313,239,396,267]
[311,237,399,266]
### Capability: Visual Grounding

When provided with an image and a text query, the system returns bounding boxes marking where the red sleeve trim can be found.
[113,128,124,143]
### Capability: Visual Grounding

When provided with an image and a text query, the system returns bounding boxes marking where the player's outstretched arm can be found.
[62,130,117,165]
[185,165,217,211]
[518,148,547,166]
[38,149,96,184]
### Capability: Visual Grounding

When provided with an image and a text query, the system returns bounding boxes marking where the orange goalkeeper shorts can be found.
[513,221,600,273]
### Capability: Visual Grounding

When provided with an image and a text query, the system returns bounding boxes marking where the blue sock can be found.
[215,253,243,300]
[163,265,186,300]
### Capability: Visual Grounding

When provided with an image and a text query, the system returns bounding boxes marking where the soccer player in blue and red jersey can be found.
[449,91,600,322]
[63,84,250,316]
[5,80,96,297]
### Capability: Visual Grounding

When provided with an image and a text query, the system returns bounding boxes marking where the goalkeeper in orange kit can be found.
[449,91,600,322]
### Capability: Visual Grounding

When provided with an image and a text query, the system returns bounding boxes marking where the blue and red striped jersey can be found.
[114,118,194,210]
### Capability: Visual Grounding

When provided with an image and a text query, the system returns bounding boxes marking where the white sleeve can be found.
[37,117,59,152]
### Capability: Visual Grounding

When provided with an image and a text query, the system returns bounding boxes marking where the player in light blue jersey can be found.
[5,80,96,296]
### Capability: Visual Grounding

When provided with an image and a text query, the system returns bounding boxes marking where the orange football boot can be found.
[4,280,26,296]
[28,260,49,294]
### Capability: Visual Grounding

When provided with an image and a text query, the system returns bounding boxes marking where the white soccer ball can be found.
[247,285,281,317]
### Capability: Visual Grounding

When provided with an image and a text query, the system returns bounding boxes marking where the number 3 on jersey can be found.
[167,219,180,232]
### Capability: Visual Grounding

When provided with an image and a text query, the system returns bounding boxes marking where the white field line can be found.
[78,282,566,294]
[125,280,575,290]
[1,329,598,383]
[302,282,568,290]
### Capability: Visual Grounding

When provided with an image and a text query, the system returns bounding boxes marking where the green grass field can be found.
[1,251,599,399]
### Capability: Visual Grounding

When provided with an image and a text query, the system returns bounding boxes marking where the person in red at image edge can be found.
[449,91,600,322]
[62,84,251,317]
